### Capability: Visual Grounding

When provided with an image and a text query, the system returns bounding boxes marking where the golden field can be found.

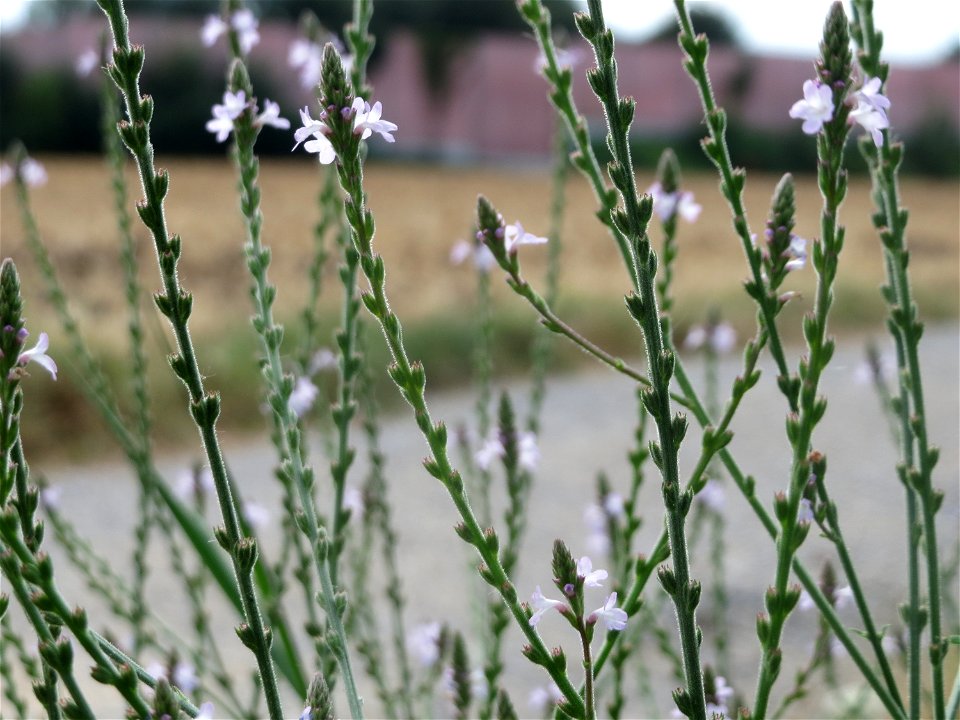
[3,157,957,340]
[1,157,957,457]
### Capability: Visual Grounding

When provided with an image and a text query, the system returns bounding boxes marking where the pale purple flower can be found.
[289,39,323,89]
[474,435,505,470]
[587,592,628,631]
[647,182,702,223]
[288,376,319,418]
[308,348,338,374]
[789,79,835,135]
[407,622,442,666]
[685,322,736,354]
[577,556,608,588]
[450,239,496,272]
[201,15,228,46]
[343,485,364,517]
[172,662,198,693]
[849,100,889,148]
[2,158,48,188]
[798,497,814,524]
[76,48,100,77]
[696,478,725,512]
[528,683,563,713]
[518,431,539,471]
[534,46,585,73]
[175,465,215,500]
[854,77,891,113]
[40,486,61,511]
[441,667,488,700]
[206,90,248,142]
[254,99,290,131]
[17,331,57,380]
[583,503,610,556]
[834,585,854,609]
[784,235,808,272]
[504,221,548,254]
[231,9,260,55]
[528,585,566,626]
[299,706,312,720]
[196,703,215,720]
[202,10,259,54]
[293,107,336,164]
[603,492,625,519]
[243,501,270,529]
[351,98,398,143]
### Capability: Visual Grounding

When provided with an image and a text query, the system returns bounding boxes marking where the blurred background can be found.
[0,1,958,458]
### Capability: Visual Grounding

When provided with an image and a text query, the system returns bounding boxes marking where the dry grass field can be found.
[1,157,957,456]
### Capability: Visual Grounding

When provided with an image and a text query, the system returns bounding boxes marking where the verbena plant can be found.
[1,0,956,718]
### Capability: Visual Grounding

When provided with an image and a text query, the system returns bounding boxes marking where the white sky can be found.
[1,0,958,65]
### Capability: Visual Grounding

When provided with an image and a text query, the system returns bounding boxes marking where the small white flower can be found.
[288,376,319,418]
[849,100,889,148]
[206,90,248,142]
[576,556,608,588]
[789,79,835,135]
[289,39,324,90]
[647,182,702,223]
[351,97,398,143]
[17,331,58,380]
[588,592,628,631]
[2,158,48,188]
[254,99,290,131]
[684,325,707,350]
[343,485,364,517]
[528,585,566,626]
[40,486,61,511]
[603,492,625,519]
[201,15,228,46]
[798,589,815,612]
[714,675,735,704]
[243,501,270,529]
[854,76,891,113]
[528,683,563,712]
[834,585,854,609]
[175,466,215,500]
[202,10,259,54]
[196,702,215,720]
[308,348,338,374]
[407,622,442,666]
[474,435,504,470]
[293,106,336,164]
[172,662,198,693]
[230,9,260,55]
[711,322,737,354]
[518,431,539,471]
[696,479,725,512]
[450,239,496,272]
[784,235,808,272]
[503,221,548,254]
[76,48,100,77]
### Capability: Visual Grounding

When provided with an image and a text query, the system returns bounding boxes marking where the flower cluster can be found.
[202,9,260,55]
[474,429,539,471]
[790,75,890,147]
[293,97,397,165]
[646,181,702,223]
[684,321,736,354]
[205,91,290,143]
[527,554,627,633]
[0,156,47,188]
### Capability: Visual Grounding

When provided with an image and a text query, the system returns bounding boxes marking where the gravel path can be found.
[7,325,958,719]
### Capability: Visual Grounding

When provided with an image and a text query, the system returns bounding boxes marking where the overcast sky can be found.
[1,0,958,65]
